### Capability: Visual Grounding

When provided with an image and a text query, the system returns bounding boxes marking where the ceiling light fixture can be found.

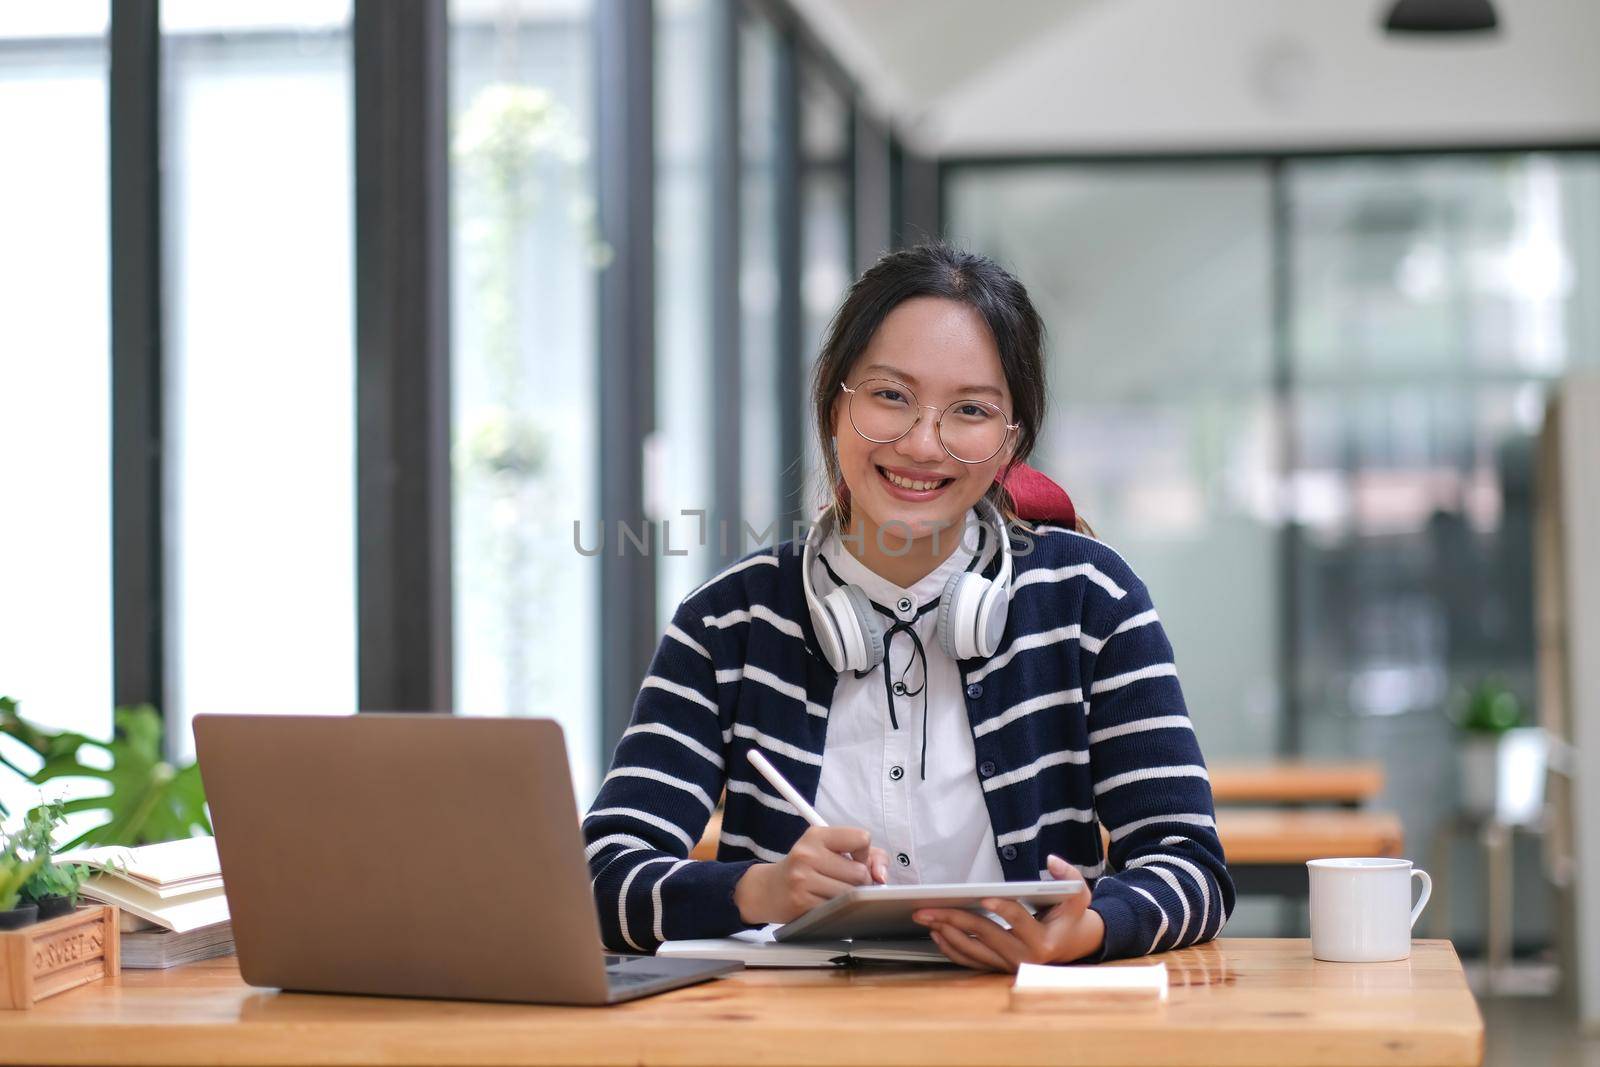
[1383,0,1499,34]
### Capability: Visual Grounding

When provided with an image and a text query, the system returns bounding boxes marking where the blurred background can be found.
[2,0,1599,1056]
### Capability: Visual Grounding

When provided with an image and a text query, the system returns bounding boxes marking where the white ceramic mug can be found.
[1307,857,1432,962]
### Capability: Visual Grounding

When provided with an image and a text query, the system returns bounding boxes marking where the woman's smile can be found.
[876,463,957,501]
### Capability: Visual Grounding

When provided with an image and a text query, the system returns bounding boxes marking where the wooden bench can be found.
[1210,761,1385,808]
[1218,808,1404,895]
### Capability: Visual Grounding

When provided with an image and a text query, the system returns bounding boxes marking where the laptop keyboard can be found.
[604,954,669,989]
[606,972,658,988]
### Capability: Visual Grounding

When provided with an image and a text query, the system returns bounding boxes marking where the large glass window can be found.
[797,60,852,519]
[946,165,1281,761]
[162,0,357,763]
[653,0,717,618]
[450,0,601,800]
[738,11,782,545]
[0,5,113,817]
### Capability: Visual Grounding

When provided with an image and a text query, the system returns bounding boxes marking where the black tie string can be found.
[812,536,997,782]
[871,601,938,779]
[881,617,930,779]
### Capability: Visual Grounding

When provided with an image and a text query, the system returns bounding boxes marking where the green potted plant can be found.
[0,830,47,930]
[1455,678,1546,822]
[18,802,89,920]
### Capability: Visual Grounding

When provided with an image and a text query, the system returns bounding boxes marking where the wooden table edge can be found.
[0,1018,1488,1067]
[0,940,1484,1067]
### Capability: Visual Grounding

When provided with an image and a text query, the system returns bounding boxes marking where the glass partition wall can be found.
[946,164,1282,761]
[1284,154,1600,944]
[946,149,1600,942]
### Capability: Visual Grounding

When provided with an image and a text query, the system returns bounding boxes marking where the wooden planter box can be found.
[1,905,119,1010]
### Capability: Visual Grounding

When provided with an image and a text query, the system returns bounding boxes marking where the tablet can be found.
[772,880,1086,942]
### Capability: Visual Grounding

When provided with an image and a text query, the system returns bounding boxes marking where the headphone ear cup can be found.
[935,503,1015,661]
[811,593,847,670]
[937,572,963,660]
[821,589,863,671]
[939,572,989,661]
[972,582,1010,658]
[837,584,886,670]
[822,585,884,672]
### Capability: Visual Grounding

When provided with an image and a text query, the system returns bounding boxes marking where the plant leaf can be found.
[4,702,210,849]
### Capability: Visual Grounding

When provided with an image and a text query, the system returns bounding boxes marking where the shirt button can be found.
[897,852,911,867]
[889,765,904,781]
[1001,845,1018,862]
[979,760,997,777]
[965,683,983,699]
[892,681,907,696]
[896,596,913,614]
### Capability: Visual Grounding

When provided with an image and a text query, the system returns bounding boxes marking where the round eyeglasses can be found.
[839,378,1018,464]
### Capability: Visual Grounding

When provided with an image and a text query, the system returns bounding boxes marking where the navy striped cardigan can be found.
[583,522,1234,960]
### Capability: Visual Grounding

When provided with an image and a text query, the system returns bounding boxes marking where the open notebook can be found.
[657,925,956,968]
[57,837,230,934]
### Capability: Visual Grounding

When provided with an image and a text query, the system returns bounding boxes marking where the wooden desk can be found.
[0,940,1481,1067]
[1211,762,1386,808]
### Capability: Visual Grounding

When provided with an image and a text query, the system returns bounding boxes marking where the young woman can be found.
[584,244,1233,968]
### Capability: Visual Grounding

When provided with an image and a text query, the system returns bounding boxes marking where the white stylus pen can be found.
[745,749,828,828]
[744,749,885,881]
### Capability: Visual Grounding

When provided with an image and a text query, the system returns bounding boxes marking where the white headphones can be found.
[802,499,1015,671]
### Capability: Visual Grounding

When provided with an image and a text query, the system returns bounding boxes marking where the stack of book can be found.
[58,837,234,969]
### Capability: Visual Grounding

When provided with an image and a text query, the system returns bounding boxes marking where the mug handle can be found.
[1409,869,1433,930]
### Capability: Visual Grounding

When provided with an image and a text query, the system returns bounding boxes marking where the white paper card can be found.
[1013,961,1168,998]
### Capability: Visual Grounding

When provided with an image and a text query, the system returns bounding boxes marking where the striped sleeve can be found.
[1082,579,1234,960]
[583,597,758,953]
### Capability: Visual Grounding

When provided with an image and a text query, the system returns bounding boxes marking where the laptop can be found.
[192,713,740,1005]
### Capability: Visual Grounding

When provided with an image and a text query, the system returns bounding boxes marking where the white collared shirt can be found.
[811,511,1006,885]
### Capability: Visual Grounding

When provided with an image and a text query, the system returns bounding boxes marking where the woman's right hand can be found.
[733,826,889,924]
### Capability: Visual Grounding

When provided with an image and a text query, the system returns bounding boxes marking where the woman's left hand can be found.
[911,854,1104,972]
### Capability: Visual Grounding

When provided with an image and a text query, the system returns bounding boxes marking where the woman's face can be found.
[832,295,1014,545]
